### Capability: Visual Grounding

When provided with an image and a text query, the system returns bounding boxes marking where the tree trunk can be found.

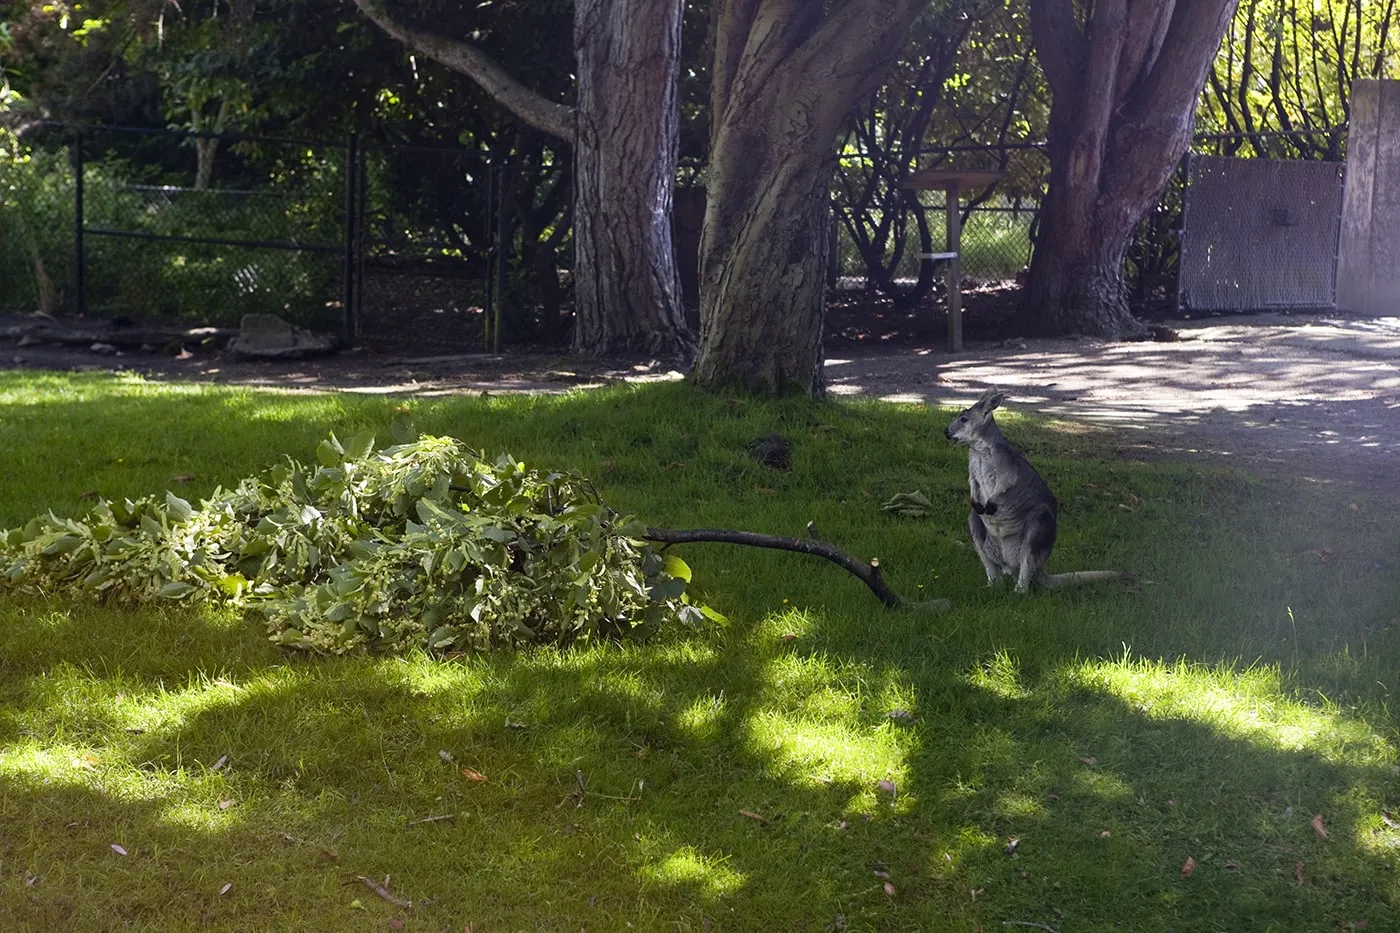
[1025,0,1239,337]
[572,0,694,360]
[1022,119,1143,336]
[692,0,929,396]
[692,143,833,395]
[353,0,691,360]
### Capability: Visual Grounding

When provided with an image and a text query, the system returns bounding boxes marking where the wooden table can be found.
[901,169,1006,351]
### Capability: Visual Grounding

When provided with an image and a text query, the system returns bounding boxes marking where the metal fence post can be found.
[492,162,508,354]
[72,131,85,317]
[342,132,358,346]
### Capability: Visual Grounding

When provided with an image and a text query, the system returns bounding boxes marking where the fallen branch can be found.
[357,875,412,910]
[644,524,949,612]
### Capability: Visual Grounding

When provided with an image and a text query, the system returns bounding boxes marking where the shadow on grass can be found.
[3,373,1400,929]
[3,599,1399,930]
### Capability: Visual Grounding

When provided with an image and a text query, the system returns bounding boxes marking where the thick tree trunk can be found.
[692,0,929,396]
[572,0,694,360]
[1026,0,1238,337]
[692,147,832,395]
[354,0,691,360]
[1023,119,1144,336]
[1023,206,1137,336]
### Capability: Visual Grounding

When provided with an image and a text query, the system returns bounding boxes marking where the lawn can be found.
[1,371,1397,932]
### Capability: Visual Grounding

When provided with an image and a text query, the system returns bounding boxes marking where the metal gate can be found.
[1178,154,1344,312]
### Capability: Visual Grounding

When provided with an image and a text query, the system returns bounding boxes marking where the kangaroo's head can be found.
[944,387,1006,446]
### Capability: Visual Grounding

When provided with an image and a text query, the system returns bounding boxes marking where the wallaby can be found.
[945,387,1125,592]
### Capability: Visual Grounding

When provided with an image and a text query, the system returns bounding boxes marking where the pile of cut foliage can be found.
[0,416,703,653]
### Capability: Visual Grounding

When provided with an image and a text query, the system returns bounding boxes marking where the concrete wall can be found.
[1338,79,1400,314]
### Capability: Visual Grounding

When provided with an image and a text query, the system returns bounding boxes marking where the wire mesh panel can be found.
[77,126,349,331]
[1179,155,1344,312]
[356,145,495,354]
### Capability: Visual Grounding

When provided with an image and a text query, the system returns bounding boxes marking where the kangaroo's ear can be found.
[976,387,1006,411]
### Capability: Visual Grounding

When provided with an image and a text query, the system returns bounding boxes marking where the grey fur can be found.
[944,387,1059,591]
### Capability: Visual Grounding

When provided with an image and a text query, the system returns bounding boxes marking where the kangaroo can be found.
[945,387,1124,592]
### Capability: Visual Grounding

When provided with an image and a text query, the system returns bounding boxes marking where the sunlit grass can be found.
[1,371,1399,930]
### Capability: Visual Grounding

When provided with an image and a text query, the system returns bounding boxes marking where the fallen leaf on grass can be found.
[885,709,916,723]
[1295,861,1305,885]
[970,887,984,901]
[1311,814,1328,839]
[1224,860,1237,871]
[211,754,228,771]
[1099,830,1112,838]
[171,474,195,484]
[438,750,455,763]
[218,883,232,896]
[882,881,896,898]
[79,491,100,501]
[218,799,233,810]
[1382,810,1400,829]
[1180,856,1196,878]
[780,633,798,642]
[1079,756,1098,767]
[111,844,128,856]
[739,809,770,825]
[461,768,487,783]
[1004,838,1019,855]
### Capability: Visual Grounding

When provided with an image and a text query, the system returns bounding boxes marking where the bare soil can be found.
[4,290,1398,492]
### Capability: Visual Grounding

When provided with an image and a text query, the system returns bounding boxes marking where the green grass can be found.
[1,371,1398,931]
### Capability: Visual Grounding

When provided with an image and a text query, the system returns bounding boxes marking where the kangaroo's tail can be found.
[1040,570,1131,590]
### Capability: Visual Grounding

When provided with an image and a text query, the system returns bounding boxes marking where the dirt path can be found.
[827,313,1400,490]
[5,311,1399,491]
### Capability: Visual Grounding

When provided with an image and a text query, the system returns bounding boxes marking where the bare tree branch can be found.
[645,524,951,612]
[352,0,576,142]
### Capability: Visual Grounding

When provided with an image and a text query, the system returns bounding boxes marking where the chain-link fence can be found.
[72,125,350,332]
[0,124,503,351]
[2,123,1355,341]
[833,144,1045,289]
[356,144,497,354]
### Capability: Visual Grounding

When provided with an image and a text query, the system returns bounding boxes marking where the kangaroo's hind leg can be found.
[968,511,1006,584]
[1014,504,1058,592]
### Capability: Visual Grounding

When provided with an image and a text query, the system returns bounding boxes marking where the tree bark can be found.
[572,0,694,360]
[353,0,692,360]
[692,0,929,395]
[1024,0,1239,337]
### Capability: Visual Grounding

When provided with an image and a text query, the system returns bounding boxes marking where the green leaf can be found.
[662,554,692,583]
[40,534,83,556]
[158,581,197,599]
[390,410,417,443]
[316,437,344,468]
[699,604,728,623]
[345,430,376,461]
[165,492,194,522]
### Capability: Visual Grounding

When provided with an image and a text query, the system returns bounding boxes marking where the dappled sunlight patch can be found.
[1062,655,1395,765]
[677,693,729,744]
[746,709,908,791]
[965,649,1030,700]
[639,845,747,899]
[992,789,1047,821]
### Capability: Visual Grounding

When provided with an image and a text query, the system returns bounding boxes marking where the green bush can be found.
[0,419,702,654]
[0,140,75,313]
